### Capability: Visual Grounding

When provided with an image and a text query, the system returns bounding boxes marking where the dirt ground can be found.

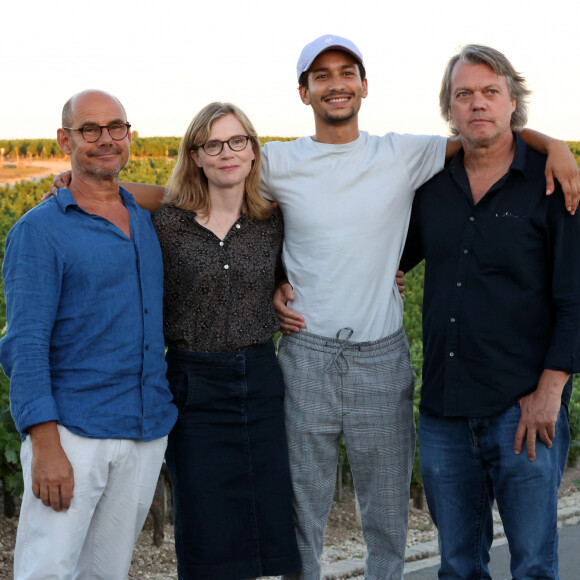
[1,463,578,579]
[0,160,71,187]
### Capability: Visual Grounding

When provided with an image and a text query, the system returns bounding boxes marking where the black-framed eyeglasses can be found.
[63,122,131,143]
[195,135,252,156]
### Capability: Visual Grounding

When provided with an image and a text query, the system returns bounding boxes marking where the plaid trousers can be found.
[279,326,416,580]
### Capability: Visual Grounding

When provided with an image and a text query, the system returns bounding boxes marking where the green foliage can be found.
[258,136,298,146]
[0,179,41,500]
[0,371,22,497]
[128,137,182,158]
[402,262,425,487]
[0,139,66,160]
[567,141,580,159]
[0,177,53,220]
[120,158,175,186]
[0,136,183,161]
[568,375,580,467]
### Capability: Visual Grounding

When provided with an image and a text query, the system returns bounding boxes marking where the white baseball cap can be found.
[297,34,365,81]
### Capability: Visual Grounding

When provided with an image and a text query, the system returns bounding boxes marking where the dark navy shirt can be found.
[401,134,580,417]
[0,187,177,440]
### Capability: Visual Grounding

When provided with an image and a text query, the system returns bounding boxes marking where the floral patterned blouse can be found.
[152,205,284,352]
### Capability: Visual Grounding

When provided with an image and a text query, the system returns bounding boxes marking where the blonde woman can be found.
[152,103,300,579]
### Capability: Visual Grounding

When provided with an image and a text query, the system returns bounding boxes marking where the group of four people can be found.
[1,33,579,580]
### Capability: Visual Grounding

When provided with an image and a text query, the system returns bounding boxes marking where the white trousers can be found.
[15,425,167,580]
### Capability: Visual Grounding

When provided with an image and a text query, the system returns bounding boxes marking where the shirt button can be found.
[450,318,456,322]
[457,282,462,287]
[219,241,224,246]
[469,216,475,221]
[463,249,469,254]
[235,224,241,229]
[224,264,229,270]
[144,308,149,314]
[449,352,455,357]
[145,344,150,350]
[142,379,146,385]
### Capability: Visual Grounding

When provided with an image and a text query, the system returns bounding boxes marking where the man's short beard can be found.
[80,165,122,181]
[323,107,357,125]
[73,156,125,182]
[461,129,507,149]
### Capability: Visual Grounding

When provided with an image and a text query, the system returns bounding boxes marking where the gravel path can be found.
[1,463,578,579]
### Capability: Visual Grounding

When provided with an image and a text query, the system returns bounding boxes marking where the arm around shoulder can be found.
[519,128,580,213]
[120,182,165,212]
[444,137,461,160]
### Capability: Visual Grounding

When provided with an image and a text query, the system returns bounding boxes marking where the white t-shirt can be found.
[261,131,446,342]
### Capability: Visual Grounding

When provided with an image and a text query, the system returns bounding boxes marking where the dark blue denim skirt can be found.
[165,342,301,579]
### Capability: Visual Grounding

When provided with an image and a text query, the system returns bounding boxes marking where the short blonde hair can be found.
[164,102,271,220]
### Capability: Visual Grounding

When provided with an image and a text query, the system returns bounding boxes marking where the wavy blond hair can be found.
[163,102,271,220]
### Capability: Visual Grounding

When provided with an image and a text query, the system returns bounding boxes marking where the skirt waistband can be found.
[166,341,274,366]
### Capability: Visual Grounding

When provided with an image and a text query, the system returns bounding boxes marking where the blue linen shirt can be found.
[0,187,177,441]
[401,135,580,417]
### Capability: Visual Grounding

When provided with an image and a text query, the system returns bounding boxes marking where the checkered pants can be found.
[279,327,415,580]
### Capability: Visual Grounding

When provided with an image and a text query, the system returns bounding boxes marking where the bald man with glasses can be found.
[0,89,177,579]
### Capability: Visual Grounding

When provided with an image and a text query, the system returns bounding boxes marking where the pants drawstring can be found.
[322,327,354,375]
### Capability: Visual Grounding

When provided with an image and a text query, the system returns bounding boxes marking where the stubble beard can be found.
[323,107,358,125]
[462,128,511,150]
[74,147,126,182]
[456,116,513,150]
[317,89,362,126]
[82,165,122,181]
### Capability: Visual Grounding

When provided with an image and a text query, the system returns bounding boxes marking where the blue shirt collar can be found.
[56,185,137,212]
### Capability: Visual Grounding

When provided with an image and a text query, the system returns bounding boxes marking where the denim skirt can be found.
[165,342,301,580]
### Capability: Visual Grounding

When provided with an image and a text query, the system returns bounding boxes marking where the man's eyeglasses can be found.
[63,122,131,143]
[195,135,252,156]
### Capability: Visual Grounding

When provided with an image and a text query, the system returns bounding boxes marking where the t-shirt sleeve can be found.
[259,143,275,202]
[397,134,447,191]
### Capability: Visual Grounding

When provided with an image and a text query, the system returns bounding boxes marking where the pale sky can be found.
[2,0,579,141]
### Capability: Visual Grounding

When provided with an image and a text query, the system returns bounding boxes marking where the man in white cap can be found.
[265,34,580,580]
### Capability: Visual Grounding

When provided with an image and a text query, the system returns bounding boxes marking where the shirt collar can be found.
[510,133,529,177]
[448,132,529,178]
[56,185,137,212]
